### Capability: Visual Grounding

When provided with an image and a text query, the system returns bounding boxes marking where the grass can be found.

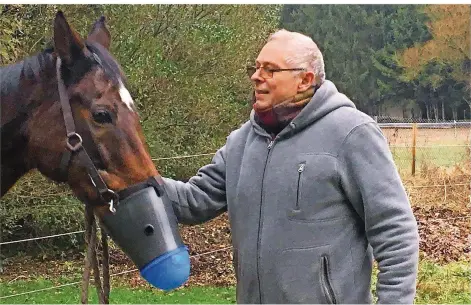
[0,281,236,304]
[1,259,469,304]
[370,259,470,304]
[390,146,469,172]
[415,260,470,304]
[380,126,470,173]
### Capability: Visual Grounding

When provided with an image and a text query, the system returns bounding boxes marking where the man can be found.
[161,29,419,304]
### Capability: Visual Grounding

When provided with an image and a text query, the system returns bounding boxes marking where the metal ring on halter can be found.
[66,132,83,152]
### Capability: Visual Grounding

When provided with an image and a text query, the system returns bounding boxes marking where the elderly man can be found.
[161,29,419,304]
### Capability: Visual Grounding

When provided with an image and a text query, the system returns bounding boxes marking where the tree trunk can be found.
[452,106,458,121]
[368,102,374,117]
[426,104,430,121]
[441,101,445,120]
[464,97,471,119]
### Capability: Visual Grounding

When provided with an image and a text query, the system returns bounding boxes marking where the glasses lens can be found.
[246,66,273,79]
[259,67,272,79]
[246,66,256,77]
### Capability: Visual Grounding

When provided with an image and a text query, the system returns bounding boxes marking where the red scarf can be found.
[253,87,316,135]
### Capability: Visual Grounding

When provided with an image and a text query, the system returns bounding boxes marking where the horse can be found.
[1,11,176,304]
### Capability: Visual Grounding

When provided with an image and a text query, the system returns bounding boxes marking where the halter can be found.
[55,56,162,213]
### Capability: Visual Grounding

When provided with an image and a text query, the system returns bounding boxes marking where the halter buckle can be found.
[108,198,116,214]
[100,189,118,214]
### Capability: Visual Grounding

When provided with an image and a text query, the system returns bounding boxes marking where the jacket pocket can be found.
[320,255,337,304]
[274,246,331,303]
[295,162,306,210]
[288,154,347,222]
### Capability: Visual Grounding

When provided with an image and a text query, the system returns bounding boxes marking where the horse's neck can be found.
[0,122,30,196]
[1,53,57,196]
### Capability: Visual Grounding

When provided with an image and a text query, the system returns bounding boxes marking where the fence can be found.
[377,118,471,176]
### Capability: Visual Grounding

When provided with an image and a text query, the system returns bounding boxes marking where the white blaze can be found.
[118,80,134,111]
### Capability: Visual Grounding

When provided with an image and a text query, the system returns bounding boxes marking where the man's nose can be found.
[250,68,263,82]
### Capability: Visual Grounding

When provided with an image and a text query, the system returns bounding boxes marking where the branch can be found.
[448,44,470,60]
[153,4,176,36]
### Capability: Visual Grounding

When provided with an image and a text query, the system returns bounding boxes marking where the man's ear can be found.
[297,71,315,92]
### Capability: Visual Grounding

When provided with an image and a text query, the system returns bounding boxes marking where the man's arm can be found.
[162,144,228,225]
[338,122,419,304]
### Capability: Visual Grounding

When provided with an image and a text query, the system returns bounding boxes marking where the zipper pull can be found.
[298,163,305,173]
[267,141,274,149]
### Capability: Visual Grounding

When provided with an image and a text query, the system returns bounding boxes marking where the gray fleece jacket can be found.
[162,80,419,304]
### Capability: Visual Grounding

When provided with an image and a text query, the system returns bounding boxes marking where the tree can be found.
[399,5,470,120]
[280,5,431,116]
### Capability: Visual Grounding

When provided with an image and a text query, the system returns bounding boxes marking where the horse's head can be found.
[24,11,190,290]
[42,12,158,213]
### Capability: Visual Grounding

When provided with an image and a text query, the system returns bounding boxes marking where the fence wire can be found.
[0,230,85,245]
[2,180,468,246]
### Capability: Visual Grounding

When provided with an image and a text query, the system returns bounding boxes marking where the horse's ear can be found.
[87,16,111,50]
[53,11,85,65]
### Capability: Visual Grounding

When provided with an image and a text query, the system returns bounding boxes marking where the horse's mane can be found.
[1,48,55,98]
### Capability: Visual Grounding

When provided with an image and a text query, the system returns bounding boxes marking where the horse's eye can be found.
[92,110,113,124]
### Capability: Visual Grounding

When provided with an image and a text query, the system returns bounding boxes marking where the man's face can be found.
[251,40,302,111]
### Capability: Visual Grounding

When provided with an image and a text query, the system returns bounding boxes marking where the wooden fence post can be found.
[412,123,417,176]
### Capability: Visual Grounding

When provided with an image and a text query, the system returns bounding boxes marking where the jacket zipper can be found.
[295,163,305,210]
[257,139,274,303]
[321,256,337,304]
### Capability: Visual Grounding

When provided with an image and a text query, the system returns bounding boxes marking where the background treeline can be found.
[0,4,469,256]
[281,4,470,121]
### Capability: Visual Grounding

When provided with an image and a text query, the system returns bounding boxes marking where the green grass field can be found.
[381,126,470,174]
[390,146,469,173]
[1,260,469,304]
[0,283,236,304]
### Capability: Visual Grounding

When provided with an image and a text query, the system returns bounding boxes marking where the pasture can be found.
[380,126,470,174]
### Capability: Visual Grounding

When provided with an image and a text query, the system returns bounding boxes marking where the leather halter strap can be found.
[117,176,164,201]
[56,57,118,212]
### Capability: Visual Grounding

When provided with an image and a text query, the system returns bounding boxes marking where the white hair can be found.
[267,29,325,85]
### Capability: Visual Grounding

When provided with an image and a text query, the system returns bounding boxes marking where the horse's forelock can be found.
[86,42,125,86]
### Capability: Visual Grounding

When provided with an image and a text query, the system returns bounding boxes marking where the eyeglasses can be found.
[246,65,306,79]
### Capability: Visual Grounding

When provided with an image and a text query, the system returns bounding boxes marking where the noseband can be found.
[56,56,162,213]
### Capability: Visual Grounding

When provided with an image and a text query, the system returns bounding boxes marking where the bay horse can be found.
[1,11,170,303]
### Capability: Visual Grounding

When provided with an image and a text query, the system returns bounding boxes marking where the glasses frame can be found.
[246,65,306,79]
